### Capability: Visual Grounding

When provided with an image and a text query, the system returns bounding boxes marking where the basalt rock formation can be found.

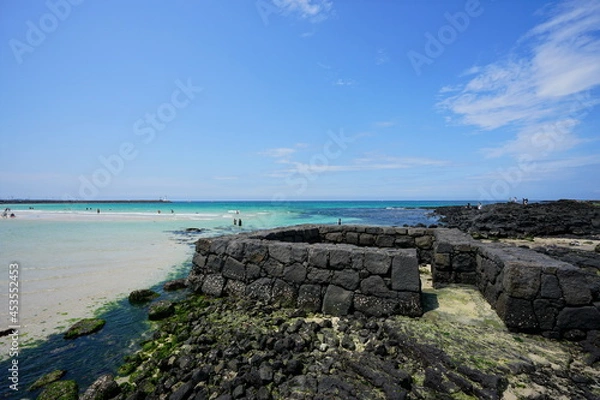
[434,200,600,239]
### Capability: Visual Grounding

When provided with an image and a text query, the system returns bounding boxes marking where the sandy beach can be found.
[0,211,194,352]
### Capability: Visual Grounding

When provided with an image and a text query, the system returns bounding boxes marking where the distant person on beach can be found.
[466,203,471,209]
[477,202,482,210]
[233,218,237,225]
[97,208,100,214]
[338,218,342,225]
[238,219,242,227]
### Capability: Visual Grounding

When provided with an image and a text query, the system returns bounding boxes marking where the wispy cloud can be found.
[373,121,396,128]
[438,0,600,160]
[260,147,298,162]
[469,154,600,184]
[272,0,334,23]
[300,30,316,38]
[213,176,239,181]
[272,153,449,176]
[334,78,355,86]
[376,48,390,65]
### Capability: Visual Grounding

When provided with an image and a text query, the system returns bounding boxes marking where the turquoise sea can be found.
[0,200,474,397]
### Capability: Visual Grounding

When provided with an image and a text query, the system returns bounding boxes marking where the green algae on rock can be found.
[148,300,175,320]
[104,285,600,400]
[64,318,106,339]
[128,289,160,305]
[36,380,78,400]
[29,369,66,391]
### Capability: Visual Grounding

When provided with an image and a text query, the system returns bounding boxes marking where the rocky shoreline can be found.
[30,200,600,400]
[33,285,599,400]
[432,199,600,239]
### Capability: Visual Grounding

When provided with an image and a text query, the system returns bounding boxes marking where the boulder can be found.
[364,251,391,275]
[496,295,538,331]
[148,300,175,320]
[246,278,273,302]
[128,289,159,304]
[29,370,66,391]
[202,274,226,297]
[353,294,399,317]
[272,279,296,307]
[556,307,600,331]
[332,269,360,291]
[297,284,322,312]
[322,285,353,316]
[391,250,420,292]
[163,279,187,291]
[283,263,307,283]
[330,247,353,270]
[557,268,592,305]
[64,318,106,339]
[37,380,78,400]
[502,263,541,300]
[222,256,246,281]
[81,374,120,400]
[360,275,395,298]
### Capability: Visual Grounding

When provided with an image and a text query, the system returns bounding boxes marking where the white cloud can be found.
[438,0,600,160]
[275,154,449,176]
[376,48,390,65]
[334,78,355,86]
[470,154,600,185]
[481,118,585,159]
[373,121,396,128]
[272,0,334,23]
[260,147,297,161]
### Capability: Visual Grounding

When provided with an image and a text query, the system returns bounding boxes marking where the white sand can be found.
[493,237,600,252]
[0,212,194,353]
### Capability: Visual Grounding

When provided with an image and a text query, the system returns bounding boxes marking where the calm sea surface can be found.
[0,200,474,397]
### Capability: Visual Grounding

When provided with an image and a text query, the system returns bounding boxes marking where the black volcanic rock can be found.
[434,200,600,239]
[128,289,160,304]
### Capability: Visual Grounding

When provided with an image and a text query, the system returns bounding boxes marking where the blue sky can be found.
[1,0,599,201]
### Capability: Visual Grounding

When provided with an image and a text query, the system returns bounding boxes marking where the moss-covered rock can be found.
[29,370,67,391]
[36,380,78,400]
[148,300,175,320]
[64,318,105,339]
[128,289,159,304]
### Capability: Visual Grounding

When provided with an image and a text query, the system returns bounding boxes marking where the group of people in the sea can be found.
[2,207,16,218]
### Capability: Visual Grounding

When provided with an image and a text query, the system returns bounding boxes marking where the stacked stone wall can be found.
[432,228,600,339]
[188,224,600,339]
[188,225,426,318]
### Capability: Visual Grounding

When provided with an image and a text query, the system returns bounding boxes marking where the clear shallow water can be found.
[0,200,474,397]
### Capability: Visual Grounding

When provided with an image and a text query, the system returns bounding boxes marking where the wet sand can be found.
[0,212,193,353]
